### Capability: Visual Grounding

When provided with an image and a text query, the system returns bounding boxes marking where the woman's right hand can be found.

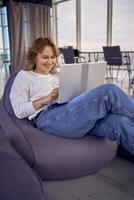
[33,87,59,111]
[48,87,59,102]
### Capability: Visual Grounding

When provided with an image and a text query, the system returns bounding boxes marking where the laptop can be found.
[58,61,106,103]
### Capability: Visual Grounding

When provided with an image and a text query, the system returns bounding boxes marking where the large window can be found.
[112,0,134,51]
[81,0,107,52]
[57,0,76,48]
[0,6,10,96]
[0,9,3,52]
[0,7,10,61]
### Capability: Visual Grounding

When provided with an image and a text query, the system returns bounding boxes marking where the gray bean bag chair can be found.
[0,129,49,200]
[0,71,117,181]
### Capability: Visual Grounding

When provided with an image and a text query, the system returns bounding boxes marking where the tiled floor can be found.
[105,68,133,95]
[45,157,134,200]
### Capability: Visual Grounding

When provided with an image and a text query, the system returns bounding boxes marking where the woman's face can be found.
[35,45,57,75]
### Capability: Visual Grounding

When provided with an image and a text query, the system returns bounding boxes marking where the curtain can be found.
[7,0,51,73]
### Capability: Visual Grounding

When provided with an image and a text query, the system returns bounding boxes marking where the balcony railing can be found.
[81,51,134,94]
[81,51,134,63]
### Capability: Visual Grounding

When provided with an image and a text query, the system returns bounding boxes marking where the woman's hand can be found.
[33,87,59,110]
[48,87,59,102]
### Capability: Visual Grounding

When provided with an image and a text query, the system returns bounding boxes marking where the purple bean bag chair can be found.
[0,71,117,181]
[0,129,49,200]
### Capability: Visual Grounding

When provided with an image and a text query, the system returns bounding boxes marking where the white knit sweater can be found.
[10,70,59,120]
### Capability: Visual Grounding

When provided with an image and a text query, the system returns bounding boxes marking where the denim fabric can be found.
[36,83,134,155]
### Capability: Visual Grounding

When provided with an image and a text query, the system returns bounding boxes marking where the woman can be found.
[10,37,134,156]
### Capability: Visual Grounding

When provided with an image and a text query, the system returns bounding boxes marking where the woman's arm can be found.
[10,73,35,119]
[10,71,59,119]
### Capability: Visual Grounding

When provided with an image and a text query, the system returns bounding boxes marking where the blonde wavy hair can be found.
[26,37,59,74]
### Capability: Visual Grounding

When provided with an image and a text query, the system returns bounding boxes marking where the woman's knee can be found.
[104,83,119,91]
[99,83,122,96]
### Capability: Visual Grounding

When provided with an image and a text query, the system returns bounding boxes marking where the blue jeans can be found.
[36,83,134,156]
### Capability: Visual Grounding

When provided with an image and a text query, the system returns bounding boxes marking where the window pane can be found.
[0,8,3,52]
[81,0,107,51]
[113,0,134,51]
[57,0,76,48]
[2,7,10,53]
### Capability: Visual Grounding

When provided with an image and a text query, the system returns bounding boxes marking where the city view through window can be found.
[57,0,134,52]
